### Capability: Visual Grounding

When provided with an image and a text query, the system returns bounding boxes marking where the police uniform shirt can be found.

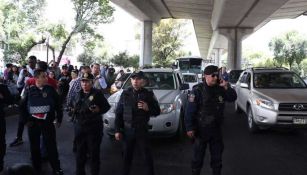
[185,82,237,132]
[115,87,160,133]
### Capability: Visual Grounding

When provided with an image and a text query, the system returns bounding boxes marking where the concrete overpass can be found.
[111,0,307,69]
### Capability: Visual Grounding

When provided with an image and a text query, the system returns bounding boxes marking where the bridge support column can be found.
[140,21,153,67]
[219,28,253,70]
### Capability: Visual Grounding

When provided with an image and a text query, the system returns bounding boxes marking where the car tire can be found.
[234,100,243,113]
[247,107,259,133]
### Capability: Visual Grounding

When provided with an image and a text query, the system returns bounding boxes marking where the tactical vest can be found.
[73,90,100,125]
[27,86,54,121]
[196,84,225,126]
[122,89,149,129]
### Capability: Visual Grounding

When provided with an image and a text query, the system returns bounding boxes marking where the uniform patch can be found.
[42,92,47,98]
[89,95,94,101]
[189,94,195,102]
[218,96,223,102]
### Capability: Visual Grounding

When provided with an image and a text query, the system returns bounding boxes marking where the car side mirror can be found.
[180,83,190,90]
[240,83,249,89]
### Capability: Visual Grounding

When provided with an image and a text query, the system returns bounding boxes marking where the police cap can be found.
[81,73,94,81]
[131,70,145,79]
[204,65,218,75]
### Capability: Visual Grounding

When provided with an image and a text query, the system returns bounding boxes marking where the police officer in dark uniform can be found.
[114,71,160,175]
[0,83,13,172]
[68,73,110,175]
[185,65,237,175]
[20,69,64,175]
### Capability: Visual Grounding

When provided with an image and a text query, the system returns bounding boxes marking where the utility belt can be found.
[197,112,216,127]
[124,121,148,130]
[74,112,101,123]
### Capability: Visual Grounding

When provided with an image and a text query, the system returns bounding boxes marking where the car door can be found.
[238,72,251,112]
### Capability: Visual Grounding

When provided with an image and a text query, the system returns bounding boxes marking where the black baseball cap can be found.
[204,65,218,75]
[81,73,94,81]
[131,71,145,79]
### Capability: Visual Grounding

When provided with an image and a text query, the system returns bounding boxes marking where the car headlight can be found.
[109,102,117,113]
[254,98,274,110]
[160,103,175,114]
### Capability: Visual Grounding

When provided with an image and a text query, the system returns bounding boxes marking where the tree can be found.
[269,31,307,70]
[152,19,188,67]
[55,0,114,63]
[110,51,130,68]
[1,0,47,63]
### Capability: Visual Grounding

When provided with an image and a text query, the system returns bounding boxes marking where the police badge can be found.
[89,95,94,101]
[218,96,223,102]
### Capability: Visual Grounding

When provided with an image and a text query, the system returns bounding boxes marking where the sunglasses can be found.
[210,73,219,78]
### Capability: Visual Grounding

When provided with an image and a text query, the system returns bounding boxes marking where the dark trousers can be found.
[0,117,6,168]
[75,125,103,175]
[16,115,24,139]
[122,128,154,175]
[28,121,61,172]
[192,127,224,175]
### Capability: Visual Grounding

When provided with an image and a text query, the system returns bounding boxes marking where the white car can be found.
[182,73,200,90]
[235,67,307,133]
[104,68,189,137]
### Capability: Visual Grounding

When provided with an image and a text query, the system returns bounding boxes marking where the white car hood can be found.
[108,89,180,104]
[254,88,307,103]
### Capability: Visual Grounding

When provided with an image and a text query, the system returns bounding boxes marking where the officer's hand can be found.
[219,79,228,90]
[138,101,149,111]
[54,121,61,128]
[89,105,100,113]
[115,132,122,141]
[187,130,195,138]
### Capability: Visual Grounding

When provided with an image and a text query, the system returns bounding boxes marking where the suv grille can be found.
[279,103,307,111]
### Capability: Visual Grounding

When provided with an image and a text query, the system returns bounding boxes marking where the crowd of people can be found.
[0,56,236,175]
[0,55,130,175]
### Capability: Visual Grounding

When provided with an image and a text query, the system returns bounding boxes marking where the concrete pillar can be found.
[140,21,153,67]
[214,48,222,67]
[219,28,253,70]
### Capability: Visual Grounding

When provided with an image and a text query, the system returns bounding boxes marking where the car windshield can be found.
[254,72,307,88]
[123,72,176,90]
[183,74,197,83]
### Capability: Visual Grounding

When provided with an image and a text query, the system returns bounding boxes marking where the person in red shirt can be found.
[26,61,58,90]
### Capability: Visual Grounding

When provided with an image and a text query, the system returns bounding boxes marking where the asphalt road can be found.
[2,103,307,175]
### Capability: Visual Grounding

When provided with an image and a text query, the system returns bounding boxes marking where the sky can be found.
[44,0,307,58]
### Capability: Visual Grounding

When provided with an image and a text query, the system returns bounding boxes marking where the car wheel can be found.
[247,107,259,133]
[234,100,243,113]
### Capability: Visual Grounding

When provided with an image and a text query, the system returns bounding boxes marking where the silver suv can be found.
[104,68,189,137]
[235,68,307,133]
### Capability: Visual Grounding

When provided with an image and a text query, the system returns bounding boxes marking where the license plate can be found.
[293,118,307,124]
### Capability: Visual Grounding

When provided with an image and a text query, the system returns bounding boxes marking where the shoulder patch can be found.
[188,93,195,102]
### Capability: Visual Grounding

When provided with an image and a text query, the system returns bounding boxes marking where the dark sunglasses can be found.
[210,73,219,78]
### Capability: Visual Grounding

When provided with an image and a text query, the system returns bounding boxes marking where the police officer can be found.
[185,65,237,175]
[20,69,64,175]
[114,71,160,175]
[0,83,13,172]
[68,73,110,175]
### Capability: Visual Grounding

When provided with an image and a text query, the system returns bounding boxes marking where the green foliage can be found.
[77,52,95,66]
[152,19,188,67]
[269,31,307,71]
[1,0,46,63]
[56,0,114,63]
[110,51,139,68]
